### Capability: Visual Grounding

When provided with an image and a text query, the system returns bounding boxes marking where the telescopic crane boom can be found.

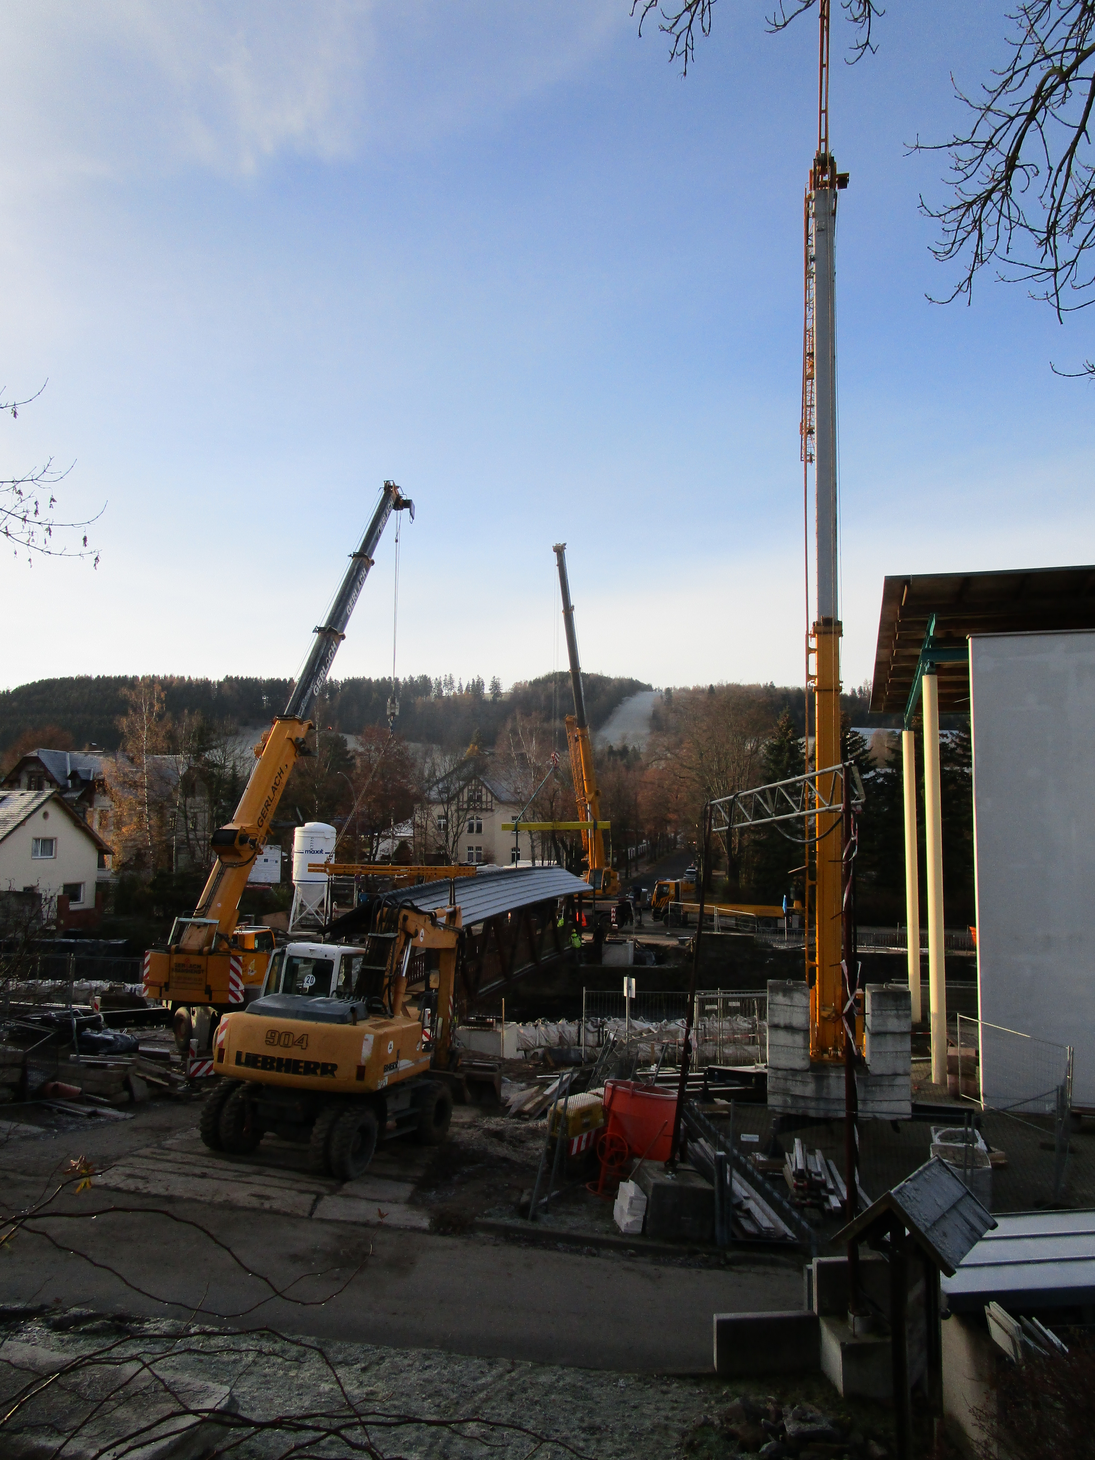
[553,543,617,896]
[144,481,414,1032]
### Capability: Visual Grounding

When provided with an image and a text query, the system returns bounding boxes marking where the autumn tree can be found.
[340,728,418,863]
[0,724,74,774]
[597,744,646,878]
[661,684,772,888]
[495,711,574,867]
[419,745,480,864]
[107,678,172,870]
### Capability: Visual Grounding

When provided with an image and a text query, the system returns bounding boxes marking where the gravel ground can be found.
[0,1305,906,1459]
[0,1307,740,1459]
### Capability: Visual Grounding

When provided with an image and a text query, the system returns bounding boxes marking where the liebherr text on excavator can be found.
[143,480,414,1049]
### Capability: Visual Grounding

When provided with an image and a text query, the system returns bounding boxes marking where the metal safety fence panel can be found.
[692,991,767,1068]
[956,1013,1073,1201]
[580,989,767,1069]
[3,954,145,1007]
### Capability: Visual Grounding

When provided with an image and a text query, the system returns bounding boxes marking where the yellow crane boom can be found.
[553,543,618,897]
[145,481,414,1024]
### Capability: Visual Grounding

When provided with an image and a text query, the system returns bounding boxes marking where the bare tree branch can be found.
[631,0,883,74]
[917,0,1095,347]
[0,381,104,566]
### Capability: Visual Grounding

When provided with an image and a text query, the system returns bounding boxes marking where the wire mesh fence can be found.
[2,954,144,1013]
[580,988,767,1068]
[856,928,976,952]
[956,1013,1073,1201]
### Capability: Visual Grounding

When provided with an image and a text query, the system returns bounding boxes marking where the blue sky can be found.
[0,1,1091,698]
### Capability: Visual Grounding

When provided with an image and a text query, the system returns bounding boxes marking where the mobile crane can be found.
[553,543,618,898]
[143,480,415,1051]
[202,900,458,1178]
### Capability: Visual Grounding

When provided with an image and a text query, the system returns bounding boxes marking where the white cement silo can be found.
[288,822,337,932]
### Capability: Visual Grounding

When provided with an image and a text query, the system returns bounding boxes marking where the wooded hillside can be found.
[0,672,652,757]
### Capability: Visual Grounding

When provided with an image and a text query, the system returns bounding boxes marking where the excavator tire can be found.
[327,1104,379,1181]
[218,1084,262,1155]
[307,1100,347,1176]
[199,1078,238,1151]
[414,1082,453,1146]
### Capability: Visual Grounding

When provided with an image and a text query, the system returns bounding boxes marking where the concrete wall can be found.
[970,630,1095,1107]
[941,1313,996,1456]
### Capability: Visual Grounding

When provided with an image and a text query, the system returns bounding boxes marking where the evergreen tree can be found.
[747,711,806,901]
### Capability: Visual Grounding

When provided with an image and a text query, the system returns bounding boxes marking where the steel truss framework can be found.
[707,763,864,840]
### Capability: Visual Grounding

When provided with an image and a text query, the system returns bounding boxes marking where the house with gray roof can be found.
[420,758,525,867]
[0,789,112,929]
[2,748,113,848]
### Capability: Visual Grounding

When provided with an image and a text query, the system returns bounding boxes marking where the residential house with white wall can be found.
[421,763,525,866]
[0,789,112,929]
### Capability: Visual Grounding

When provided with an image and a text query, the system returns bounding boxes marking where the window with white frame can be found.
[62,882,85,905]
[31,837,56,859]
[466,817,482,834]
[436,815,448,832]
[466,845,483,864]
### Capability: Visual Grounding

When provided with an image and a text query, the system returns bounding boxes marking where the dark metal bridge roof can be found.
[391,865,592,925]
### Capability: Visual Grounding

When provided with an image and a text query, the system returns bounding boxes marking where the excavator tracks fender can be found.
[414,1081,453,1146]
[328,1104,379,1181]
[218,1083,263,1155]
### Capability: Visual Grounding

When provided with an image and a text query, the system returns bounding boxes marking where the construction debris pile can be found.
[681,1394,894,1460]
[0,985,189,1112]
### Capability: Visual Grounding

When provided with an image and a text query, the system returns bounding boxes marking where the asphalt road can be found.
[0,1102,802,1374]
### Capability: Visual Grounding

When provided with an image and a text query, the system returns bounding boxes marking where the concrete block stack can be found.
[766,980,911,1119]
[860,984,912,1119]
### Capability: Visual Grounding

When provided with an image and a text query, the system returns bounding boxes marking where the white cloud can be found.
[0,1,624,189]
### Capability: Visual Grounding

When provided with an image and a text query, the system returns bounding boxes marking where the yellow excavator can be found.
[202,902,459,1178]
[553,543,618,899]
[143,480,415,1052]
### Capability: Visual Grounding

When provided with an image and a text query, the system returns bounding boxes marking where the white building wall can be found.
[970,630,1095,1107]
[0,804,101,909]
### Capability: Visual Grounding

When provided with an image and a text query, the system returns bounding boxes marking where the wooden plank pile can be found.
[507,1075,565,1118]
[783,1138,844,1214]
